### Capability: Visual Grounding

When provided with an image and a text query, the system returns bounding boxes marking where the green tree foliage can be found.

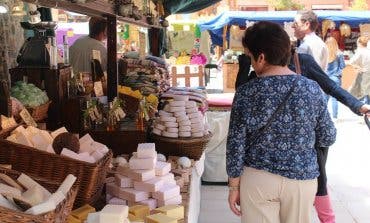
[268,0,305,10]
[350,0,368,10]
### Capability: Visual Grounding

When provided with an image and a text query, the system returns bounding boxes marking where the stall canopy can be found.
[199,10,370,46]
[162,0,222,16]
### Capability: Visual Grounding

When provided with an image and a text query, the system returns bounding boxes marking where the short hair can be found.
[242,21,291,66]
[89,17,107,38]
[358,36,369,47]
[297,10,319,31]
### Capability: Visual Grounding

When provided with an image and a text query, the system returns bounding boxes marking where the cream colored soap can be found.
[71,204,96,221]
[50,127,68,138]
[25,200,56,215]
[22,185,44,206]
[129,213,144,222]
[17,173,51,198]
[48,190,66,207]
[129,205,150,219]
[15,131,33,147]
[154,205,184,220]
[57,174,76,196]
[145,213,177,223]
[100,204,129,223]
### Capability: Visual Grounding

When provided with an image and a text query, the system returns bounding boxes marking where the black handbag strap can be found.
[247,76,299,147]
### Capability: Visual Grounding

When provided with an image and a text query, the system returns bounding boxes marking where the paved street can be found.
[199,103,370,223]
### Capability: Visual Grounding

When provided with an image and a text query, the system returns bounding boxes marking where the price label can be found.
[94,81,104,97]
[19,109,37,127]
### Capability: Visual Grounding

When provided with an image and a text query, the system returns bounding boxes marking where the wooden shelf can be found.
[22,0,161,28]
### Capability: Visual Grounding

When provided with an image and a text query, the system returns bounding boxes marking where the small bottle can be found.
[63,35,69,65]
[49,37,57,69]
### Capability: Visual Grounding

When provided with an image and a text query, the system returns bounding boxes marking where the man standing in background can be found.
[69,17,107,75]
[293,10,329,71]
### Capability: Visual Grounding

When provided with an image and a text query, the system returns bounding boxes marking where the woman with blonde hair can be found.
[325,37,345,119]
[349,36,370,104]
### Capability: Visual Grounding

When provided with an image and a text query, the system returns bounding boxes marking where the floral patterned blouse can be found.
[226,75,336,180]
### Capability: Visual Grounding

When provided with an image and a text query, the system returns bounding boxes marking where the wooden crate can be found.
[170,65,204,87]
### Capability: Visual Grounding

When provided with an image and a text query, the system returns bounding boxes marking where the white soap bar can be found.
[11,125,26,136]
[152,128,162,136]
[50,127,68,138]
[169,106,186,113]
[17,174,51,198]
[25,200,56,215]
[46,144,55,154]
[160,116,176,122]
[57,174,76,196]
[87,212,100,223]
[169,101,185,107]
[115,174,133,188]
[78,152,96,163]
[179,132,191,138]
[48,191,65,207]
[100,204,129,222]
[0,194,20,211]
[133,178,164,192]
[157,195,182,207]
[185,101,197,108]
[15,131,33,147]
[0,183,21,197]
[26,126,40,135]
[128,169,156,182]
[80,134,94,145]
[179,126,191,132]
[157,173,175,183]
[166,128,179,133]
[138,198,157,210]
[186,107,198,114]
[80,141,96,154]
[173,112,187,117]
[129,155,156,170]
[178,120,191,126]
[155,124,166,131]
[30,133,49,151]
[108,197,127,205]
[6,134,17,143]
[159,110,173,117]
[40,130,53,145]
[176,115,188,123]
[22,185,44,206]
[117,188,149,202]
[162,132,178,138]
[172,95,189,101]
[61,148,79,158]
[192,132,204,138]
[92,141,109,154]
[155,162,171,176]
[91,150,104,161]
[152,184,180,201]
[137,143,157,158]
[164,122,178,128]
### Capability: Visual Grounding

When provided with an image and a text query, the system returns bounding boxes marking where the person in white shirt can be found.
[69,17,107,75]
[349,36,370,104]
[293,10,329,71]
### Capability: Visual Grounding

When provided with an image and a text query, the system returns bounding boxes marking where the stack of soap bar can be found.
[154,205,184,220]
[129,205,150,220]
[155,162,171,176]
[137,143,156,158]
[145,213,177,223]
[129,154,156,170]
[128,169,156,182]
[71,204,96,222]
[115,174,133,188]
[99,204,129,223]
[133,178,164,192]
[152,184,180,201]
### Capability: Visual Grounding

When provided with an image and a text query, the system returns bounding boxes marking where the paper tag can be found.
[19,109,37,127]
[92,50,101,63]
[94,81,104,97]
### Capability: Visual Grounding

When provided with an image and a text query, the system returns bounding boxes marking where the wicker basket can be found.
[0,138,112,208]
[150,133,213,160]
[27,101,52,122]
[0,167,78,223]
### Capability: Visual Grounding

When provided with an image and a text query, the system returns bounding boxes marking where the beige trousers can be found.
[240,167,317,223]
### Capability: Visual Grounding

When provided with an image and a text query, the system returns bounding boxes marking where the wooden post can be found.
[171,66,177,87]
[107,15,117,102]
[185,66,190,87]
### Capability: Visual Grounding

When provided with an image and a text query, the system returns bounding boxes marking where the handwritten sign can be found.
[19,109,37,127]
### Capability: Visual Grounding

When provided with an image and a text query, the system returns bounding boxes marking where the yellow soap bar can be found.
[145,213,177,223]
[129,213,144,222]
[67,215,82,223]
[129,205,150,219]
[154,205,184,220]
[71,204,96,221]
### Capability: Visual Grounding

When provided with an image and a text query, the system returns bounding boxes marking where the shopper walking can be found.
[227,21,336,223]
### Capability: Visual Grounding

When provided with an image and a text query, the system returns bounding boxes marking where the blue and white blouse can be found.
[226,75,336,180]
